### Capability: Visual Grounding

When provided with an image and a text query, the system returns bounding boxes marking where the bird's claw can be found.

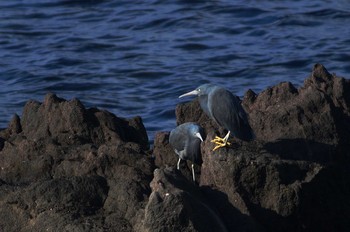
[212,143,224,151]
[210,136,231,151]
[211,136,223,143]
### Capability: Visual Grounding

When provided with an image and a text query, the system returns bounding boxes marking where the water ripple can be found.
[1,1,350,143]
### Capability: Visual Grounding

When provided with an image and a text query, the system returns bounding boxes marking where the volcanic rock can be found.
[140,167,228,232]
[154,64,350,231]
[0,93,153,232]
[1,64,350,232]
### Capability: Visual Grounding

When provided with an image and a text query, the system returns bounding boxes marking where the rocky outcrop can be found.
[0,93,153,231]
[141,167,228,232]
[154,64,350,231]
[1,64,350,231]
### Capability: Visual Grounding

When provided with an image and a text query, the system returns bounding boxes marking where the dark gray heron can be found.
[179,84,254,151]
[169,122,204,181]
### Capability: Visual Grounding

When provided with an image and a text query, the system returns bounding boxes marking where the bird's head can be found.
[188,124,204,142]
[179,84,215,98]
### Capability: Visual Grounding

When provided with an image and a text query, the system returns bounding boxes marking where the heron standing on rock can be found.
[169,122,204,182]
[179,84,254,151]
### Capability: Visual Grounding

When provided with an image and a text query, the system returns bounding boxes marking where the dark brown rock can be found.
[0,93,153,232]
[20,93,149,149]
[7,176,107,230]
[1,64,350,232]
[140,167,229,232]
[172,64,350,231]
[0,176,109,232]
[153,131,172,168]
[0,114,22,151]
[199,138,324,231]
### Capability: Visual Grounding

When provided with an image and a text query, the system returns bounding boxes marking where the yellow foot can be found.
[211,136,224,143]
[210,136,231,151]
[213,142,226,151]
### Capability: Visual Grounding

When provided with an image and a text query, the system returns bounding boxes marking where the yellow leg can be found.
[210,131,231,151]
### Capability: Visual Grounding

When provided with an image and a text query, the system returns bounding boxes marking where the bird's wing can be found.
[169,126,187,152]
[209,88,248,135]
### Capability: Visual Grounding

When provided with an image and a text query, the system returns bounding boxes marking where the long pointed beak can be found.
[195,132,203,142]
[179,89,199,98]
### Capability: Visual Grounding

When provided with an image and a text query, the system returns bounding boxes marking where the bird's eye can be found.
[197,88,201,92]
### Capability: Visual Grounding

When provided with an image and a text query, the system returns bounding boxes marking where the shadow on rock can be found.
[141,167,228,232]
[298,163,350,231]
[176,64,350,231]
[201,186,263,232]
[2,63,350,231]
[263,138,337,163]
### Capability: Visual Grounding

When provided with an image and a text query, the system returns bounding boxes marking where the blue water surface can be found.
[1,0,350,143]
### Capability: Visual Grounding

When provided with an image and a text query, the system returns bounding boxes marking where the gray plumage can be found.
[169,122,204,181]
[179,84,254,145]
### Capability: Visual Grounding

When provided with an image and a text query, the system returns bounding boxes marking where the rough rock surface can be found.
[0,93,153,232]
[154,64,350,231]
[141,167,228,232]
[1,64,350,231]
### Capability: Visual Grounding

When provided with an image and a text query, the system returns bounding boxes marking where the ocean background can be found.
[1,0,350,144]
